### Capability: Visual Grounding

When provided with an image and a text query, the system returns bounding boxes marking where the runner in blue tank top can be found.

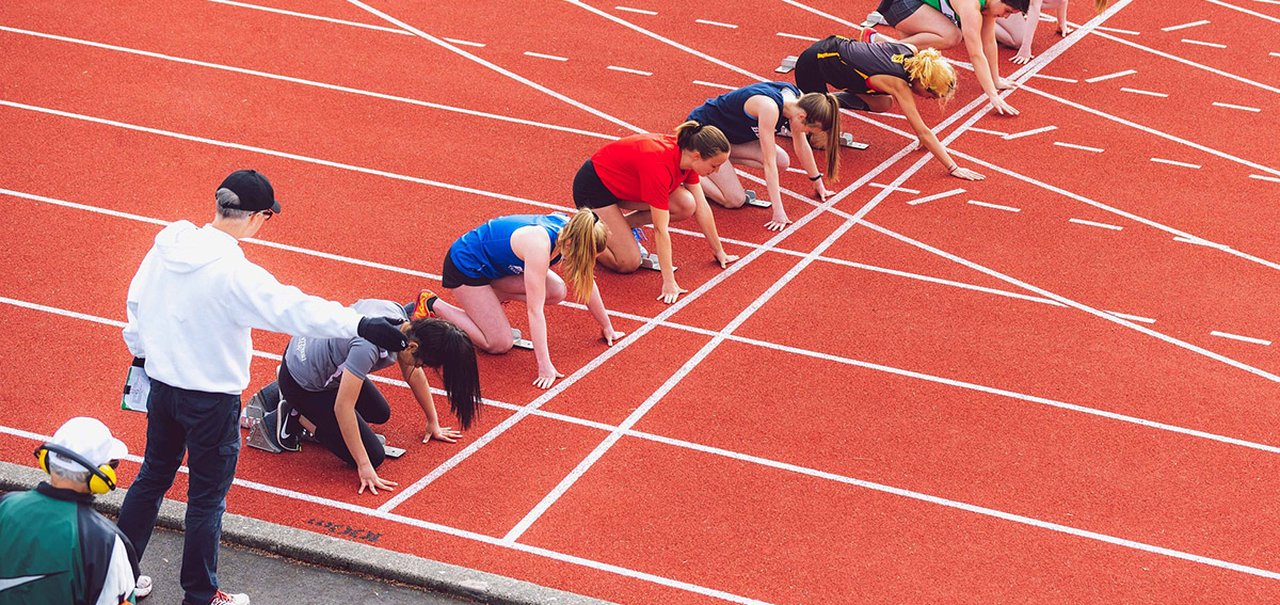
[423,210,623,390]
[686,83,843,232]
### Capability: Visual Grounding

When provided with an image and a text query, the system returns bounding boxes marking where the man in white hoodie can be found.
[117,169,408,605]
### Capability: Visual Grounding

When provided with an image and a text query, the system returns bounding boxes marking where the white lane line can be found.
[1120,87,1169,97]
[1003,125,1058,140]
[0,26,616,141]
[1182,38,1228,48]
[1069,218,1124,231]
[1094,25,1141,35]
[1151,157,1203,169]
[967,200,1021,212]
[695,18,738,28]
[1091,30,1280,94]
[1213,101,1262,113]
[1272,52,1280,57]
[869,182,921,194]
[207,0,410,34]
[1173,235,1231,249]
[523,50,569,61]
[777,32,820,41]
[693,79,737,90]
[1023,85,1280,178]
[1161,19,1211,31]
[441,37,485,48]
[1084,69,1137,83]
[1212,331,1273,346]
[1107,311,1156,324]
[346,0,643,133]
[607,65,653,76]
[1031,73,1079,83]
[1054,141,1105,152]
[614,5,657,15]
[1209,0,1280,23]
[905,188,966,206]
[1249,174,1280,183]
[865,220,1280,384]
[786,167,807,174]
[969,126,1010,136]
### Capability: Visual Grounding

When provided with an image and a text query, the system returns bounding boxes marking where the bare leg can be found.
[702,158,747,208]
[489,273,566,305]
[893,6,963,50]
[995,14,1025,48]
[668,187,696,222]
[592,204,642,273]
[432,286,515,353]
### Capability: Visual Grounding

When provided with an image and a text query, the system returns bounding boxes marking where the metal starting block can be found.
[511,328,534,350]
[638,252,676,272]
[744,189,772,208]
[243,389,283,454]
[775,55,797,74]
[840,132,870,150]
[374,434,406,459]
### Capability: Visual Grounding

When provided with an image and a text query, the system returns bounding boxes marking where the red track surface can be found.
[2,1,1278,603]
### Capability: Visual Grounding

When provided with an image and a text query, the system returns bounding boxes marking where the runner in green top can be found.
[873,0,1028,117]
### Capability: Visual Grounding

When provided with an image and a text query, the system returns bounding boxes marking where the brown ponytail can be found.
[555,209,608,304]
[674,120,730,159]
[797,92,841,182]
[1094,0,1110,11]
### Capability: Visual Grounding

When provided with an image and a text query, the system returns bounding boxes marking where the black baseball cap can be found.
[217,169,281,213]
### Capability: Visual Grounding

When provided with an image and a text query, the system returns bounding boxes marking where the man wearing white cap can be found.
[117,169,410,605]
[0,417,140,605]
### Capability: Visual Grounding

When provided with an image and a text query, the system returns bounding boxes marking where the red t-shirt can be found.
[590,134,699,210]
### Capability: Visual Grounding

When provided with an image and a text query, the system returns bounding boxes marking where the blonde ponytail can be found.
[555,209,608,303]
[903,47,958,104]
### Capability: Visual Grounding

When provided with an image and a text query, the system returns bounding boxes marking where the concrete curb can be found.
[0,460,615,605]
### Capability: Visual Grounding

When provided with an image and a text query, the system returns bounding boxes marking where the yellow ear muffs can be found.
[33,444,117,495]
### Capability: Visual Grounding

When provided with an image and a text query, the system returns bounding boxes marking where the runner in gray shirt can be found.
[260,299,482,495]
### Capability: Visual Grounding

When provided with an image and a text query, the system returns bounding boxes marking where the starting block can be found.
[375,434,406,459]
[511,328,534,350]
[243,389,284,454]
[775,55,797,74]
[638,252,676,272]
[840,132,870,150]
[744,190,772,208]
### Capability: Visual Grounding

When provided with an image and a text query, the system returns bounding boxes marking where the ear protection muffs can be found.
[34,443,117,495]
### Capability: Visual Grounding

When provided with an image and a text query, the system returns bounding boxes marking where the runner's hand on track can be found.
[950,167,985,181]
[1011,52,1032,64]
[602,328,626,346]
[765,209,792,232]
[357,463,398,495]
[714,250,739,269]
[990,96,1019,116]
[659,279,687,305]
[534,364,564,389]
[995,78,1018,90]
[424,424,461,444]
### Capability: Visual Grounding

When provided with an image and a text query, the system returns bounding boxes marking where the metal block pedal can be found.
[840,132,870,150]
[775,55,797,74]
[511,328,534,350]
[375,433,406,458]
[744,189,771,208]
[638,252,676,272]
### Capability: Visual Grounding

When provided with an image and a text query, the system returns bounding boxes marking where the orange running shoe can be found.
[411,289,438,320]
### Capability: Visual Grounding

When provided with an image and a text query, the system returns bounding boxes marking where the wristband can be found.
[808,173,823,182]
[948,164,960,174]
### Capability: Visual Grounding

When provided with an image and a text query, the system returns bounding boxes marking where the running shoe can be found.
[134,575,152,599]
[276,398,301,452]
[184,590,250,605]
[410,289,437,320]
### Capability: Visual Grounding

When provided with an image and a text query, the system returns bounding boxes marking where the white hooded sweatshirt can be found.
[123,221,363,395]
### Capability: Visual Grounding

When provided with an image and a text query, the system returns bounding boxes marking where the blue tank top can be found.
[448,214,568,279]
[687,82,800,145]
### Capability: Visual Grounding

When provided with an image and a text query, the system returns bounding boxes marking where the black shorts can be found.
[877,0,926,27]
[572,159,623,210]
[440,250,491,289]
[795,37,873,112]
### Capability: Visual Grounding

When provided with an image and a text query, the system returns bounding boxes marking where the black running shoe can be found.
[276,398,302,452]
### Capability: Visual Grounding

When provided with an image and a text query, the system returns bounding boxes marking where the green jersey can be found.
[922,0,988,27]
[0,483,139,605]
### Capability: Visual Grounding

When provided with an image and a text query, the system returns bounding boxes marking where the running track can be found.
[1,0,1278,602]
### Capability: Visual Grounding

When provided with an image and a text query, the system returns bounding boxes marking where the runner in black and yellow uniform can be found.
[872,0,1028,117]
[795,37,985,180]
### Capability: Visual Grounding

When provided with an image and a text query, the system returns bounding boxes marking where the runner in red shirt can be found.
[573,121,738,304]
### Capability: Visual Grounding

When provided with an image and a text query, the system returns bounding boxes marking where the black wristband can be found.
[808,173,823,182]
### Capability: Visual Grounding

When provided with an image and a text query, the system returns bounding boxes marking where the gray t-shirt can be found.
[283,299,407,392]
